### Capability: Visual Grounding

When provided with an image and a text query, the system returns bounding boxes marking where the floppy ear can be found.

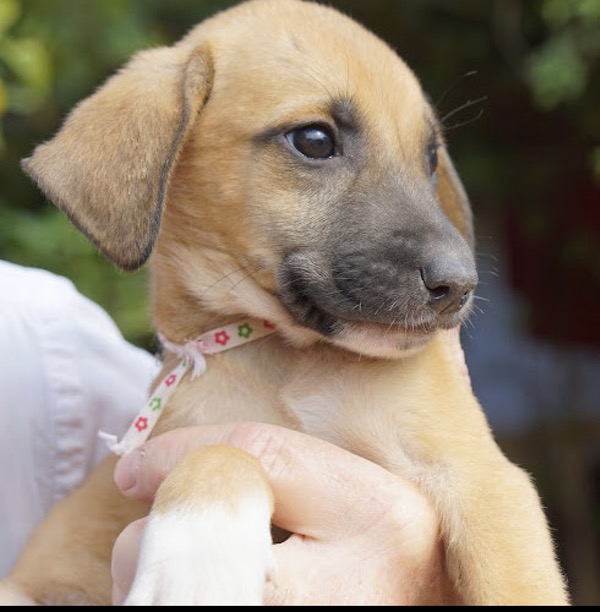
[21,45,213,271]
[435,146,475,249]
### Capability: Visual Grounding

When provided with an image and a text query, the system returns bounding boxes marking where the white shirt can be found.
[0,261,159,576]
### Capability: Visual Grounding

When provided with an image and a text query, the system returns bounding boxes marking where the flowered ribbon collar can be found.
[99,318,277,455]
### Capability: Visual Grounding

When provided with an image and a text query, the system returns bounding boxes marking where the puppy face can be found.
[22,0,477,359]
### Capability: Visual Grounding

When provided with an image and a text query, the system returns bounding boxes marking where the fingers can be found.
[113,424,238,501]
[111,518,146,605]
[114,422,425,539]
[225,423,423,539]
[112,424,446,605]
[112,500,443,607]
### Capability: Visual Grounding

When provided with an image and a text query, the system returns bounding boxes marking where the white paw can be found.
[124,495,275,606]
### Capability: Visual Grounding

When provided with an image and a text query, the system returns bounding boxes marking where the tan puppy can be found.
[2,0,568,605]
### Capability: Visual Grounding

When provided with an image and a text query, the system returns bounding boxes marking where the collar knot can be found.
[158,333,207,379]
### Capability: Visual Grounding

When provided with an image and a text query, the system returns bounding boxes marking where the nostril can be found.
[420,268,451,301]
[420,262,476,314]
[429,284,450,301]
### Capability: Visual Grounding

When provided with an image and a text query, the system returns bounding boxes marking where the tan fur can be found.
[6,0,568,605]
[152,446,274,516]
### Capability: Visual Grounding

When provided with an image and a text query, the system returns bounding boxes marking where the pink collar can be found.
[99,318,277,455]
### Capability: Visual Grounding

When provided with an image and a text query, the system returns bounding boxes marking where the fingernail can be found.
[114,448,142,492]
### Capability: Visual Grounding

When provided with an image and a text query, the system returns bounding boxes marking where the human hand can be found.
[112,422,460,605]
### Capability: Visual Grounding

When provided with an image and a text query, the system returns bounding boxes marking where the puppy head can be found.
[22,0,477,359]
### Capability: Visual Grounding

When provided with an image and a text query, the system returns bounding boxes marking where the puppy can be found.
[2,0,569,605]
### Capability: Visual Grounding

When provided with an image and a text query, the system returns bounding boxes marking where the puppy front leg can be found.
[434,454,570,606]
[124,445,276,606]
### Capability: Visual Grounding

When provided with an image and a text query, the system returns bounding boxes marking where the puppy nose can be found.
[420,257,478,314]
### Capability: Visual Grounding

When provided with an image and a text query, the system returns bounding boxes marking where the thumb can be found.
[111,518,146,605]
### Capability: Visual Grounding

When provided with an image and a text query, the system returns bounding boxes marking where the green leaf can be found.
[0,78,7,113]
[0,0,20,38]
[1,36,51,88]
[527,33,587,108]
[0,36,51,111]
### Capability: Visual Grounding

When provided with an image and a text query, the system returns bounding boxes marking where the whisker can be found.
[444,109,485,132]
[435,70,480,108]
[199,262,261,300]
[439,96,488,126]
[228,270,255,292]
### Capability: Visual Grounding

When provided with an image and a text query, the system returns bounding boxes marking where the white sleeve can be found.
[0,261,160,577]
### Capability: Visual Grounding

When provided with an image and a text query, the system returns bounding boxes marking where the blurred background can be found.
[1,0,598,604]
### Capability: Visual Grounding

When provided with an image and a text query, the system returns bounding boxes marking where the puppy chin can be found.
[245,291,435,359]
[329,321,433,360]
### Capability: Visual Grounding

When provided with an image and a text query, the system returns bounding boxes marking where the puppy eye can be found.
[286,125,336,159]
[427,143,439,176]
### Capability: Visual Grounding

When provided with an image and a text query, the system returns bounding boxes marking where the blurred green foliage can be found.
[528,0,600,108]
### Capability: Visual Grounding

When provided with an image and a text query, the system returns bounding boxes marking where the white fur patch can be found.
[124,494,275,606]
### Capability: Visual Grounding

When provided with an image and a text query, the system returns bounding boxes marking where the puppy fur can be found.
[2,0,569,605]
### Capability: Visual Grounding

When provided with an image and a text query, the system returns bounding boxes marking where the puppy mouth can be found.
[276,260,472,352]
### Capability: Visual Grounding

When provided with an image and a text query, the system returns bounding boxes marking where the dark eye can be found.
[286,125,335,159]
[427,143,439,176]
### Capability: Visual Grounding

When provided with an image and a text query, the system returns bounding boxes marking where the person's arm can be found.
[0,261,159,577]
[112,422,461,605]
